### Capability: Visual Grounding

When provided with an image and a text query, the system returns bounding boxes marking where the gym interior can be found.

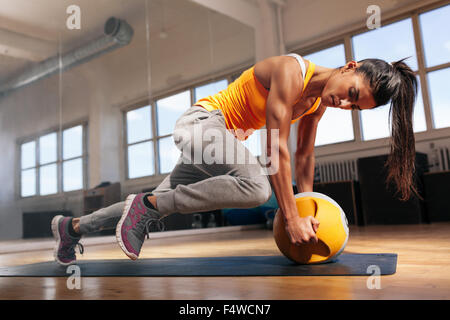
[0,0,449,301]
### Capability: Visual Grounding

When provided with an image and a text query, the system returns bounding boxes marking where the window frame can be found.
[17,121,88,199]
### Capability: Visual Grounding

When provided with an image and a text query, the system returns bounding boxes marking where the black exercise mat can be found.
[0,253,397,277]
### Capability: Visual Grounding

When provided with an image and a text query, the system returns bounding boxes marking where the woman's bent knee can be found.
[249,176,272,207]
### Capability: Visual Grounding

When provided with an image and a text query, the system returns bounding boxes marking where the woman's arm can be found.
[265,59,303,222]
[294,104,326,192]
[265,58,320,245]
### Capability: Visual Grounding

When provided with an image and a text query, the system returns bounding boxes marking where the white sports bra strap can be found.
[285,53,306,80]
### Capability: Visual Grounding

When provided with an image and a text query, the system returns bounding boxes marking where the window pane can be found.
[315,108,355,146]
[127,106,152,144]
[428,68,450,129]
[21,141,35,169]
[128,141,154,179]
[413,77,426,133]
[63,158,83,191]
[304,44,346,69]
[419,4,450,67]
[158,137,180,174]
[21,168,36,197]
[40,163,57,195]
[353,18,418,70]
[304,45,354,146]
[242,130,261,157]
[63,125,83,160]
[157,90,191,136]
[194,79,228,101]
[39,133,57,164]
[360,103,391,141]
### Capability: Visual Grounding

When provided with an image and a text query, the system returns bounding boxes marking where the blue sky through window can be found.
[157,91,191,136]
[159,136,180,174]
[128,141,154,179]
[352,18,418,70]
[127,106,151,144]
[419,4,450,67]
[194,79,228,102]
[63,126,83,160]
[428,68,450,129]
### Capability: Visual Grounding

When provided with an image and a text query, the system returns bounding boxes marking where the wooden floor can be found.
[0,223,449,300]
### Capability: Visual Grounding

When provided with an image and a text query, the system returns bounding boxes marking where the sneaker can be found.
[51,215,84,266]
[116,193,165,260]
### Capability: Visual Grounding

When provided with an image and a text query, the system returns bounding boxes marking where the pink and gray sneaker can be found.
[116,193,165,260]
[51,215,84,266]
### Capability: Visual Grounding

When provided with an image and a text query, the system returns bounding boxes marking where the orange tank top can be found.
[195,60,321,140]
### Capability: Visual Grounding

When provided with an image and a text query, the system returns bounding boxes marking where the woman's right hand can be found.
[284,214,320,245]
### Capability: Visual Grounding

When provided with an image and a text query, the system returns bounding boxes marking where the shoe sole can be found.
[51,215,74,266]
[116,194,139,260]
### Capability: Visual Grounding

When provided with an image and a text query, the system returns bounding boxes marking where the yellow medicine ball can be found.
[273,192,349,264]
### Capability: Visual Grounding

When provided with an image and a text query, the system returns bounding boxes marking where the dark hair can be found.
[356,58,418,201]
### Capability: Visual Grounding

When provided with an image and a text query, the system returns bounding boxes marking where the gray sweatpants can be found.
[79,106,272,234]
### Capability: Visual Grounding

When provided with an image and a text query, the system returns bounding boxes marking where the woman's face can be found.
[321,61,377,111]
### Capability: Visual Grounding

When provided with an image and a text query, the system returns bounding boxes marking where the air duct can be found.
[0,17,134,98]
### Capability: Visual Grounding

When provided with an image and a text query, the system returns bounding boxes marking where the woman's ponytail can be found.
[384,58,419,201]
[356,57,419,201]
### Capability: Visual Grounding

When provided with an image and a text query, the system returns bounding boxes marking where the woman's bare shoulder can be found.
[254,56,303,91]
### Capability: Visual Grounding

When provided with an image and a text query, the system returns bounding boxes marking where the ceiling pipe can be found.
[0,17,134,98]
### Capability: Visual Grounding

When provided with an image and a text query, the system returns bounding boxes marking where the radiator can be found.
[315,159,358,182]
[431,146,450,171]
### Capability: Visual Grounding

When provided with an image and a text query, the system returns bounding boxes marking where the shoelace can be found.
[141,217,165,240]
[76,243,84,255]
[61,242,84,259]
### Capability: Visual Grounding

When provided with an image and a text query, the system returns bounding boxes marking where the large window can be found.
[419,4,450,129]
[304,44,355,146]
[352,18,427,140]
[122,3,450,178]
[20,125,86,197]
[126,79,230,178]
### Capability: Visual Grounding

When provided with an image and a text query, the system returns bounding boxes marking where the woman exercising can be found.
[52,53,418,265]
